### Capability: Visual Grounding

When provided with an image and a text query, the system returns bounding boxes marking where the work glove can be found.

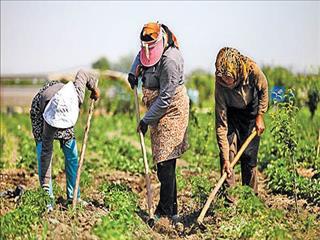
[90,87,100,101]
[128,73,138,90]
[137,119,148,136]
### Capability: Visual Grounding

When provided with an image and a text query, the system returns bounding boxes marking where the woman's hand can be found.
[137,119,148,135]
[223,160,232,178]
[255,114,265,136]
[128,73,138,90]
[90,87,100,101]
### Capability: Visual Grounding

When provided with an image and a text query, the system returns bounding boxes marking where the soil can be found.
[1,166,319,240]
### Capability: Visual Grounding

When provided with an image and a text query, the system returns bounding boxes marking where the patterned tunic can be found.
[30,81,74,143]
[30,70,97,143]
[143,85,189,163]
[139,47,190,163]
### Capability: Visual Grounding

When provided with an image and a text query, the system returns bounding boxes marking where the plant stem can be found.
[291,155,298,215]
[316,129,320,158]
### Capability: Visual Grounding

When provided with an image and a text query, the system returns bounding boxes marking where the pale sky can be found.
[1,1,319,74]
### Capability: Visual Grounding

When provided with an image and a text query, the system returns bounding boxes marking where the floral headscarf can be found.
[215,47,254,86]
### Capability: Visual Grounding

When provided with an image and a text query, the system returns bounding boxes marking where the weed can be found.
[0,188,51,239]
[93,183,149,240]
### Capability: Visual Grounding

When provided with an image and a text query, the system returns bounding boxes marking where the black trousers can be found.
[155,159,177,217]
[221,130,260,193]
[223,85,261,193]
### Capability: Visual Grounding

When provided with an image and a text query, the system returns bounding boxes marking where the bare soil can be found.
[1,166,319,239]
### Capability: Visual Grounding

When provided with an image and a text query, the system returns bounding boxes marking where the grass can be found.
[0,106,319,239]
[211,186,318,240]
[93,183,150,240]
[0,188,51,240]
[190,174,212,205]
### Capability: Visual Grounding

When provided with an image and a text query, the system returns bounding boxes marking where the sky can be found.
[1,1,319,75]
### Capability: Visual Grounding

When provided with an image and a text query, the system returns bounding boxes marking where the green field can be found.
[0,67,320,239]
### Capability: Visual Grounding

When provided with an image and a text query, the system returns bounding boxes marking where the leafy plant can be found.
[215,186,292,239]
[190,175,212,205]
[94,183,149,240]
[266,90,320,205]
[0,188,51,239]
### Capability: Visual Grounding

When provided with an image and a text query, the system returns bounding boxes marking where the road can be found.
[0,86,39,108]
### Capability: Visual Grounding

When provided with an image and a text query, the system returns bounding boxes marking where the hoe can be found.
[196,129,257,229]
[133,83,155,227]
[72,78,99,209]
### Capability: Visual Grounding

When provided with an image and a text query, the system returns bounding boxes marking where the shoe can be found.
[77,198,89,207]
[66,198,89,207]
[171,215,184,232]
[47,203,54,213]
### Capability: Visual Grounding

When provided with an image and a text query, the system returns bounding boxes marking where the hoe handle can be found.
[197,130,257,224]
[134,86,154,219]
[72,79,99,208]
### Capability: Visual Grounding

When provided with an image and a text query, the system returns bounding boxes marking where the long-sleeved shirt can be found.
[215,63,268,163]
[30,70,97,142]
[130,47,185,125]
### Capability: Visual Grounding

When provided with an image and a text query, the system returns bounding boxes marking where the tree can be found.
[111,54,135,73]
[186,69,214,108]
[307,87,320,119]
[92,57,110,71]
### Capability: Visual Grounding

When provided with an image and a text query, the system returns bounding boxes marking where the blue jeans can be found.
[36,138,80,199]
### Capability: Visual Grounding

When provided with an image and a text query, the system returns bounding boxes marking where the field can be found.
[0,68,320,239]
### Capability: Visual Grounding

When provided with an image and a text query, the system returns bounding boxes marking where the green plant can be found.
[92,57,110,71]
[0,188,51,239]
[270,89,299,211]
[215,186,291,240]
[190,175,212,205]
[183,111,220,172]
[94,183,149,240]
[266,90,320,205]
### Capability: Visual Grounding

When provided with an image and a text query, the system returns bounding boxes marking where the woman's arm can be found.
[253,64,269,135]
[253,65,269,115]
[73,70,98,105]
[129,53,141,75]
[215,82,230,164]
[142,57,180,125]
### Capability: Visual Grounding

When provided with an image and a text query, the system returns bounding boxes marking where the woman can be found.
[214,47,268,196]
[30,70,100,210]
[128,22,189,222]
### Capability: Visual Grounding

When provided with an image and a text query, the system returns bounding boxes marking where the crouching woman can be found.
[30,70,100,209]
[214,47,268,196]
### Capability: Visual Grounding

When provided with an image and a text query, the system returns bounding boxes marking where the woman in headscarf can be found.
[128,22,189,222]
[214,47,268,196]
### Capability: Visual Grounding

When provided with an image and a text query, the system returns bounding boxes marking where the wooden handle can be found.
[316,129,320,158]
[72,79,99,208]
[197,130,257,224]
[134,86,154,219]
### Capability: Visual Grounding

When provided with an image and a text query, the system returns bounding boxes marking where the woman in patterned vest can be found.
[128,22,189,224]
